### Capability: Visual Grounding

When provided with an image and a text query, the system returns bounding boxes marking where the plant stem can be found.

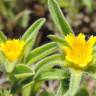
[64,68,83,96]
[69,69,82,96]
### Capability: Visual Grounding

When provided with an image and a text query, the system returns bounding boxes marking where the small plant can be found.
[0,0,95,96]
[0,17,68,96]
[47,0,96,96]
[0,18,61,96]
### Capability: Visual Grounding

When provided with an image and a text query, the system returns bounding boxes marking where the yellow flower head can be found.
[0,39,25,62]
[64,33,96,69]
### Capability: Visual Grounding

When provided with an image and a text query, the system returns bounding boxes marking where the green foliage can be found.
[25,42,57,64]
[22,18,45,45]
[34,69,69,82]
[4,60,17,73]
[48,0,96,96]
[0,31,7,42]
[57,0,70,8]
[48,35,70,47]
[40,90,54,96]
[16,10,31,28]
[22,18,46,56]
[35,54,63,72]
[75,88,89,96]
[0,15,69,96]
[55,79,69,96]
[67,69,83,96]
[48,0,73,36]
[0,18,46,73]
[14,64,34,79]
[0,90,12,96]
[0,0,95,96]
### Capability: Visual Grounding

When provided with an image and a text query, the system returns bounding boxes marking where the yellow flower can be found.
[64,33,96,68]
[0,39,25,62]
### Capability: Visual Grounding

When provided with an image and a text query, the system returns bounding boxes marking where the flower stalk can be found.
[68,69,82,96]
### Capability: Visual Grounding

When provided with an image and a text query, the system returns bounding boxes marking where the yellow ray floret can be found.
[0,39,25,62]
[64,33,96,68]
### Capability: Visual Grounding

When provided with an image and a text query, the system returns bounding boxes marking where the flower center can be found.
[0,39,25,62]
[64,33,96,68]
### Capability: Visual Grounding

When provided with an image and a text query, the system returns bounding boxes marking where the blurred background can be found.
[0,0,96,95]
[0,0,96,45]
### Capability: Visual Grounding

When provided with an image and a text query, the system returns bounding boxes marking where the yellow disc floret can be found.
[0,39,25,62]
[64,33,96,68]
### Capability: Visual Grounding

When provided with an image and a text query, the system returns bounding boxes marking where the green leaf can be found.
[25,42,57,65]
[14,64,34,79]
[85,64,96,73]
[34,54,67,84]
[0,31,7,42]
[48,0,73,36]
[48,35,70,47]
[35,54,63,72]
[22,18,45,41]
[75,87,89,96]
[0,51,5,65]
[85,64,96,80]
[17,10,31,28]
[11,81,23,93]
[56,80,69,96]
[0,89,12,96]
[21,18,46,55]
[11,77,34,93]
[40,90,54,96]
[22,85,32,96]
[34,69,69,82]
[25,82,42,96]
